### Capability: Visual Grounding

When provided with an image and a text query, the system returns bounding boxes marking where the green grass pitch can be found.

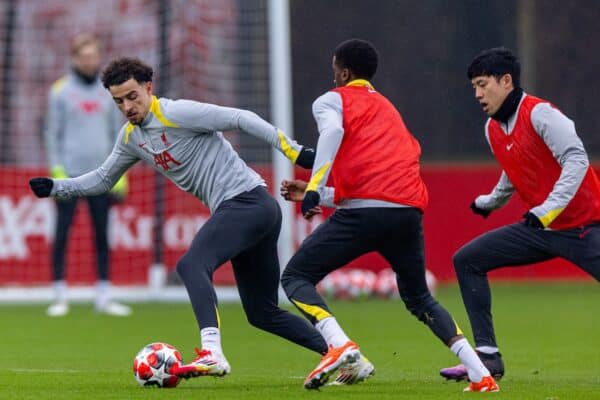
[1,283,599,399]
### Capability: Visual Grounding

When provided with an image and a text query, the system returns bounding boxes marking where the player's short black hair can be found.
[101,57,153,88]
[334,39,378,80]
[467,47,521,87]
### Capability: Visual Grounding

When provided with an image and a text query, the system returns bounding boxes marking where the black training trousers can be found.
[176,186,327,355]
[453,222,600,348]
[282,207,461,345]
[52,194,111,281]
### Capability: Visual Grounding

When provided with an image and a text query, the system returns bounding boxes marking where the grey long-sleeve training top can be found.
[51,96,305,212]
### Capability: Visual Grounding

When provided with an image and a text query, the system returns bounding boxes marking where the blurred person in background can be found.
[43,33,130,317]
[280,39,498,392]
[440,47,600,382]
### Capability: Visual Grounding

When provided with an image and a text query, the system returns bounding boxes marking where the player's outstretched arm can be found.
[29,177,53,198]
[472,171,514,217]
[165,99,316,168]
[229,107,315,168]
[280,180,335,206]
[280,179,323,220]
[29,142,138,200]
[280,179,308,202]
[299,92,344,220]
[469,201,491,218]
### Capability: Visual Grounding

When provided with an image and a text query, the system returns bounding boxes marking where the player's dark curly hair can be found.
[334,39,378,80]
[101,57,153,89]
[467,47,521,88]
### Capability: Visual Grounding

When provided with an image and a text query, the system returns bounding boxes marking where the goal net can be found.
[0,0,291,303]
[0,0,418,304]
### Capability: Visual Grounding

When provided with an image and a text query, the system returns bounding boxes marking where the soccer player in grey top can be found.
[30,57,327,379]
[43,33,130,317]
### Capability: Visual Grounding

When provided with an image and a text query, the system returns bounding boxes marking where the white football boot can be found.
[175,348,231,378]
[329,354,375,385]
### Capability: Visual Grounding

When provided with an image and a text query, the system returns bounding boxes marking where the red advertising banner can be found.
[0,164,593,285]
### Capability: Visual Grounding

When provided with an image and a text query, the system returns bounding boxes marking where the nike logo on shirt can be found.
[506,143,514,151]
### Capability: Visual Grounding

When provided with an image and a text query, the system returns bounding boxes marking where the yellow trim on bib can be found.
[346,79,374,90]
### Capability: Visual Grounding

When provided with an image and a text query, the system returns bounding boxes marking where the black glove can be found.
[301,190,320,215]
[295,147,316,169]
[523,211,544,229]
[470,201,491,218]
[29,177,53,198]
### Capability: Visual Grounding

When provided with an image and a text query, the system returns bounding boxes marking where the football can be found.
[133,342,183,388]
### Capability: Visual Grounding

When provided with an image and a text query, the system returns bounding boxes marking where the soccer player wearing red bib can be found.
[440,47,600,382]
[280,39,497,392]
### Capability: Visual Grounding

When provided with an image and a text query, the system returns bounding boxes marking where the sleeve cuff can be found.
[318,186,335,208]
